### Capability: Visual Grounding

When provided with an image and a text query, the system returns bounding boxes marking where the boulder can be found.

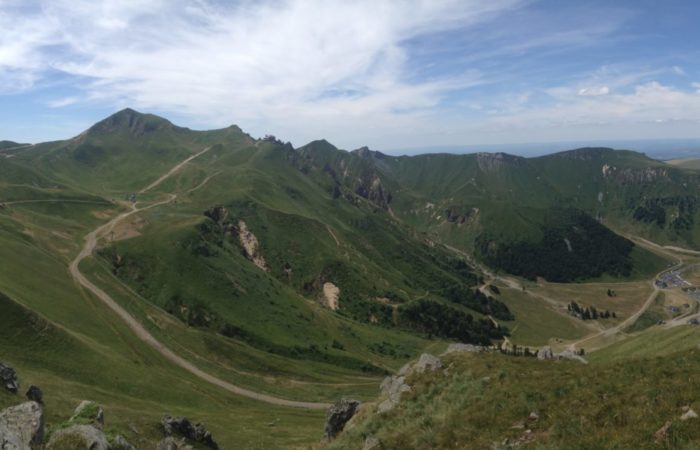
[323,399,360,440]
[362,436,380,450]
[112,435,137,450]
[71,400,105,428]
[0,362,19,394]
[0,401,44,449]
[536,346,554,361]
[681,408,698,421]
[46,424,109,450]
[555,350,588,364]
[443,343,486,355]
[161,415,218,449]
[157,436,193,450]
[25,385,42,404]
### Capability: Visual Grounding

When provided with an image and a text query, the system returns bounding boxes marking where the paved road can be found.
[69,148,331,410]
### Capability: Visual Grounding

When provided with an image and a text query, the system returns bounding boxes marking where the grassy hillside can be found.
[325,348,700,450]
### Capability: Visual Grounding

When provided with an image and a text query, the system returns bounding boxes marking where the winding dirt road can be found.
[69,147,331,410]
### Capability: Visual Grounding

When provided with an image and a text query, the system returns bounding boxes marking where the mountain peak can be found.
[87,108,175,137]
[476,152,525,172]
[352,146,386,159]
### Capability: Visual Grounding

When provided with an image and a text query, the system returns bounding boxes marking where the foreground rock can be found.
[162,415,218,449]
[399,353,443,375]
[0,361,19,393]
[157,436,193,450]
[0,401,44,449]
[323,399,360,440]
[46,424,110,450]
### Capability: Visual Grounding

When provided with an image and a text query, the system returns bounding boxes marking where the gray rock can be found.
[161,415,218,449]
[443,343,485,355]
[71,400,104,428]
[46,424,109,450]
[0,401,44,450]
[363,436,380,450]
[0,362,19,394]
[112,435,137,450]
[555,350,588,364]
[323,399,360,440]
[377,399,395,414]
[536,346,554,360]
[681,408,698,421]
[377,375,411,413]
[25,385,42,404]
[157,436,193,450]
[398,353,442,376]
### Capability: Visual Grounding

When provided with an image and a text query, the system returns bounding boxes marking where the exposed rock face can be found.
[378,376,410,413]
[355,175,391,210]
[0,401,44,449]
[46,424,109,450]
[444,343,486,355]
[157,436,194,450]
[399,353,443,375]
[602,165,670,184]
[476,152,525,172]
[0,362,19,394]
[237,220,268,271]
[537,346,554,360]
[377,354,444,414]
[323,399,360,440]
[161,415,219,449]
[444,207,479,225]
[322,282,340,310]
[71,400,105,428]
[681,408,698,421]
[24,386,42,404]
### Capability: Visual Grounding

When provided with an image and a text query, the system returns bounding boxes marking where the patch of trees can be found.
[567,301,616,320]
[476,209,634,282]
[440,285,514,321]
[632,196,696,230]
[398,299,508,345]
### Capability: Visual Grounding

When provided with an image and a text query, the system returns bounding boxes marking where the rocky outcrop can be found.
[322,282,340,310]
[46,424,110,450]
[323,399,360,440]
[399,353,442,375]
[237,220,268,271]
[362,436,380,450]
[476,152,525,172]
[0,401,44,449]
[161,415,219,449]
[25,385,42,404]
[378,375,411,414]
[70,400,105,428]
[0,361,19,394]
[536,346,587,364]
[377,354,443,414]
[536,346,554,360]
[354,175,392,210]
[443,343,486,355]
[157,436,194,450]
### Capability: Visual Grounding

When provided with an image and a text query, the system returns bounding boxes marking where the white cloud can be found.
[693,82,700,94]
[0,0,521,145]
[577,86,609,97]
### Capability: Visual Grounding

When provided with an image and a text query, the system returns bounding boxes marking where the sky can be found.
[1,0,700,154]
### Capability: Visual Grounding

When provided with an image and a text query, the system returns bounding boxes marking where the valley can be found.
[2,109,700,448]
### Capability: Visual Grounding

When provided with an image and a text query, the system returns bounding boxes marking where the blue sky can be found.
[1,0,699,153]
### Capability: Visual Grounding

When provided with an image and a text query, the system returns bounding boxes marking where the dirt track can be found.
[69,147,331,410]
